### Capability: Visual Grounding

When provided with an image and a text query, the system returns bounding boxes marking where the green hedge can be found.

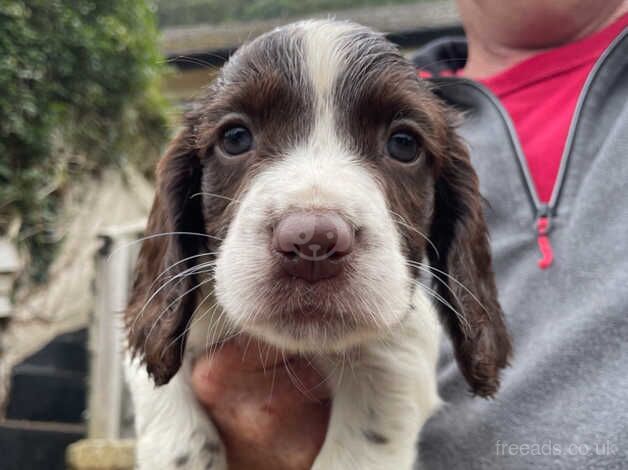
[0,0,168,282]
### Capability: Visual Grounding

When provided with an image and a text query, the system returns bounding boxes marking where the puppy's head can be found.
[126,20,511,396]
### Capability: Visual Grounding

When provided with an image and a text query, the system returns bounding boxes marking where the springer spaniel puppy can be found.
[125,20,511,470]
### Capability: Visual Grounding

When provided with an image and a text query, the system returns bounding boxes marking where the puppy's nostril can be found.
[273,211,354,283]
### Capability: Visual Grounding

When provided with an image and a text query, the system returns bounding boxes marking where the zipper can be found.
[448,79,556,269]
[435,28,627,270]
[535,204,553,269]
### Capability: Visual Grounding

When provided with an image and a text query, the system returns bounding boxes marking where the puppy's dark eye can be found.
[386,132,419,162]
[221,126,253,155]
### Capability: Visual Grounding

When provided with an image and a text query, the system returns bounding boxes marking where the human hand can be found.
[191,337,331,470]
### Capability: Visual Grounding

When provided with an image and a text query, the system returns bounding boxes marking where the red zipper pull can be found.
[536,214,554,269]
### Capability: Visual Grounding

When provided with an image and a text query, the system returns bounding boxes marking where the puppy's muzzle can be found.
[272,211,354,283]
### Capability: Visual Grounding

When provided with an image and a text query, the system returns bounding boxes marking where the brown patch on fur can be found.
[332,30,511,397]
[125,29,313,385]
[427,117,512,397]
[125,130,206,384]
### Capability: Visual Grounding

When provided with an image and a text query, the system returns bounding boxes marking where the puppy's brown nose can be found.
[273,212,354,282]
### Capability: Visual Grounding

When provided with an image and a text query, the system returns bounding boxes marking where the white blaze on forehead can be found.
[268,20,365,208]
[299,20,358,108]
[286,20,363,177]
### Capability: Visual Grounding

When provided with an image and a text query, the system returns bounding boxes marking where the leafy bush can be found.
[157,0,422,27]
[0,0,169,282]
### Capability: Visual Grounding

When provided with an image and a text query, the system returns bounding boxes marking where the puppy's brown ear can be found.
[428,124,512,397]
[126,129,205,385]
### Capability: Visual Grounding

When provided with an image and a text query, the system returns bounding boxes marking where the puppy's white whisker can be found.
[280,350,318,402]
[267,352,279,404]
[405,261,467,320]
[412,279,471,335]
[107,231,223,263]
[388,209,440,258]
[190,192,242,204]
[143,277,215,351]
[240,334,256,364]
[131,261,216,332]
[153,252,217,286]
[163,307,212,359]
[407,260,489,314]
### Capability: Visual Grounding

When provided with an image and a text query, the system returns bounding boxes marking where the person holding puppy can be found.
[191,1,628,468]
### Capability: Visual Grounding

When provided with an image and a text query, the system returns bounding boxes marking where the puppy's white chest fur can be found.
[127,287,442,470]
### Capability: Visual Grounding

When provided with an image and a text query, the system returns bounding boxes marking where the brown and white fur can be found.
[124,20,511,470]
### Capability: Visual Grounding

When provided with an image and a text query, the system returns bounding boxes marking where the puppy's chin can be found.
[246,322,377,354]
[215,273,412,354]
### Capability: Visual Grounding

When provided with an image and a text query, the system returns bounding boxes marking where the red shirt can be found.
[478,14,628,202]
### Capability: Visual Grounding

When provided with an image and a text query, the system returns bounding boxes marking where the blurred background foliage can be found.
[0,0,169,282]
[157,0,423,27]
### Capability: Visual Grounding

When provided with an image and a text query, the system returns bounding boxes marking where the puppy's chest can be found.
[184,287,442,391]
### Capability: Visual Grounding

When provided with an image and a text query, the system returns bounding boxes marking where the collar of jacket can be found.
[411,29,628,269]
[411,36,468,76]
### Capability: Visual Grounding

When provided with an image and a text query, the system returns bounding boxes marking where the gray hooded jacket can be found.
[414,27,628,469]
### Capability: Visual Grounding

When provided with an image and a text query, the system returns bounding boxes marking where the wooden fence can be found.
[87,222,145,439]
